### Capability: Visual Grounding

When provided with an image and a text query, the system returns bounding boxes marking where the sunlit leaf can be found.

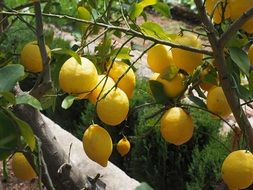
[78,6,91,20]
[52,48,81,64]
[78,6,91,32]
[111,47,131,60]
[0,92,15,104]
[153,2,171,18]
[16,94,42,110]
[0,64,25,92]
[140,22,172,41]
[61,95,76,109]
[229,47,250,76]
[130,0,158,19]
[159,64,179,81]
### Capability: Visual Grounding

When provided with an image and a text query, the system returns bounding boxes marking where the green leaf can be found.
[159,64,179,81]
[149,80,168,104]
[61,95,76,109]
[229,47,250,76]
[16,94,42,110]
[78,6,91,20]
[0,64,25,92]
[140,22,172,41]
[153,2,171,18]
[249,72,253,96]
[111,47,131,60]
[188,95,207,109]
[0,92,15,104]
[135,182,154,190]
[52,48,81,64]
[3,109,36,151]
[77,6,91,32]
[39,89,56,110]
[15,117,36,151]
[130,0,158,19]
[0,109,19,160]
[202,68,218,85]
[227,33,248,48]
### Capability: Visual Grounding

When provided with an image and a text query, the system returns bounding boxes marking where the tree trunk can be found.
[13,104,87,190]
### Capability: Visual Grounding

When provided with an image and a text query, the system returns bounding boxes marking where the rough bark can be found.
[13,104,87,190]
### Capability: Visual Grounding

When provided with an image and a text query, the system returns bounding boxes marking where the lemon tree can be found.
[2,0,253,189]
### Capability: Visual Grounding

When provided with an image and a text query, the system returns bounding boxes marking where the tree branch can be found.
[30,1,52,98]
[0,10,213,56]
[194,0,253,153]
[220,6,253,47]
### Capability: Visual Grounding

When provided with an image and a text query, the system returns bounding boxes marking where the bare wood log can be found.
[13,104,87,190]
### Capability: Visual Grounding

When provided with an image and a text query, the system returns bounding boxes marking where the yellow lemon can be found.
[248,44,253,65]
[12,152,37,180]
[107,61,136,98]
[207,86,232,118]
[116,137,131,157]
[20,41,51,73]
[147,44,175,74]
[59,57,98,94]
[88,75,115,104]
[172,32,203,74]
[82,124,112,167]
[150,72,186,98]
[205,0,230,24]
[96,88,129,126]
[160,107,194,145]
[222,150,253,189]
[229,0,253,33]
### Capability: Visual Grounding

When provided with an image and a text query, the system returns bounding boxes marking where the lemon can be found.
[147,44,175,74]
[88,75,115,104]
[96,88,129,126]
[116,137,131,157]
[207,86,232,118]
[82,124,112,167]
[160,107,194,145]
[248,44,253,65]
[107,61,136,98]
[20,41,51,73]
[12,152,37,180]
[172,32,203,74]
[150,72,186,98]
[222,150,253,189]
[229,0,253,33]
[59,57,98,94]
[205,0,230,24]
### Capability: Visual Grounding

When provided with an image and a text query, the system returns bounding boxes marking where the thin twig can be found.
[0,10,213,56]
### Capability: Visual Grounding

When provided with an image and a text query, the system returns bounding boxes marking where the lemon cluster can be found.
[205,0,253,33]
